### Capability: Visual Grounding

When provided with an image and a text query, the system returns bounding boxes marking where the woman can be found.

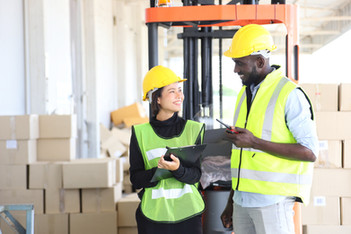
[129,65,205,234]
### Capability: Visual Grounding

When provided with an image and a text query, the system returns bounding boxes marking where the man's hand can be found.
[220,201,233,229]
[226,126,256,148]
[158,154,180,171]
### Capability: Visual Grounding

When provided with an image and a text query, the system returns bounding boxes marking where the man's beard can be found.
[242,66,259,87]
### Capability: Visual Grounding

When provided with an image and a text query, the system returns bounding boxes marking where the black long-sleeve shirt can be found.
[129,113,202,192]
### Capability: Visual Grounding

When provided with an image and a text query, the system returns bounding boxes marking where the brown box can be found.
[311,169,351,197]
[70,212,117,234]
[62,158,116,188]
[111,102,146,126]
[315,112,351,140]
[341,197,351,225]
[301,196,340,225]
[117,193,140,227]
[39,115,77,138]
[339,83,351,111]
[315,140,342,168]
[0,189,44,214]
[300,83,338,112]
[344,140,351,169]
[82,183,122,213]
[123,117,149,128]
[45,189,80,214]
[118,227,138,234]
[303,225,351,234]
[37,138,76,161]
[0,115,39,140]
[0,140,36,164]
[0,165,27,189]
[35,213,69,234]
[29,162,63,189]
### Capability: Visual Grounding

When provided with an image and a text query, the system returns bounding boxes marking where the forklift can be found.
[145,0,301,233]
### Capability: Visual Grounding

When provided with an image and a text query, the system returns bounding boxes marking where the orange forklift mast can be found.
[145,1,301,234]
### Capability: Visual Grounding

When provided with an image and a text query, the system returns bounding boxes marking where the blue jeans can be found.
[233,197,295,234]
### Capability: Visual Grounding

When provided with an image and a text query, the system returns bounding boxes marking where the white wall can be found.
[0,0,25,115]
[94,0,117,127]
[44,0,73,114]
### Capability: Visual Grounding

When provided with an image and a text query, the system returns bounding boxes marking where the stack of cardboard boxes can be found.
[0,114,141,234]
[300,83,351,233]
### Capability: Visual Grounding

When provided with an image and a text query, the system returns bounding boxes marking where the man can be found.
[220,24,319,234]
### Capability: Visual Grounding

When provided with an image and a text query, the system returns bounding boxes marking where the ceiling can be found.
[162,0,351,57]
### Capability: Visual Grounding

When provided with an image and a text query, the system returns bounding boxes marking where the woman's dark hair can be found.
[150,87,164,117]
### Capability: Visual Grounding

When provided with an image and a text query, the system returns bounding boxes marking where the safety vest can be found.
[133,120,205,223]
[231,67,314,205]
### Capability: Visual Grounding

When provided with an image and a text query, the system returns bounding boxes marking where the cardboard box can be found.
[303,225,351,234]
[35,214,69,234]
[339,83,351,111]
[315,112,351,140]
[45,189,80,214]
[118,227,138,234]
[300,83,338,112]
[70,212,117,234]
[111,127,131,147]
[116,157,124,182]
[0,165,27,189]
[301,196,340,225]
[0,189,44,214]
[82,183,122,213]
[29,162,63,189]
[111,103,146,126]
[311,169,351,197]
[62,158,116,188]
[0,140,36,164]
[315,140,342,168]
[37,138,76,161]
[117,193,140,227]
[123,117,149,128]
[100,125,126,158]
[341,197,351,225]
[344,140,351,169]
[39,115,77,138]
[100,123,113,143]
[0,115,39,140]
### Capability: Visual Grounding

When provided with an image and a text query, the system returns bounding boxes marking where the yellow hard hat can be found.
[142,65,187,101]
[224,24,277,58]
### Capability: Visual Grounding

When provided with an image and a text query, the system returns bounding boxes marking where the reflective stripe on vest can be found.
[231,168,313,185]
[152,184,193,199]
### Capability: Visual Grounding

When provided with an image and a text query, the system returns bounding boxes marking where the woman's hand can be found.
[158,154,180,171]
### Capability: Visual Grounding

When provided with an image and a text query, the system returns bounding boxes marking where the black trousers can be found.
[135,205,203,234]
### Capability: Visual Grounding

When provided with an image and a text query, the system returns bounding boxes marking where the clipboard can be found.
[150,144,207,182]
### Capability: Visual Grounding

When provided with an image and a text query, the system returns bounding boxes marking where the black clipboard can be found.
[150,144,207,182]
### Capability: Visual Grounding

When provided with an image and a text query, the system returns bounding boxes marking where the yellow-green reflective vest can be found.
[231,67,314,205]
[134,120,205,223]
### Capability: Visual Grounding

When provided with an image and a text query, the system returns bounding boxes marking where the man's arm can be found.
[226,129,316,162]
[221,189,234,228]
